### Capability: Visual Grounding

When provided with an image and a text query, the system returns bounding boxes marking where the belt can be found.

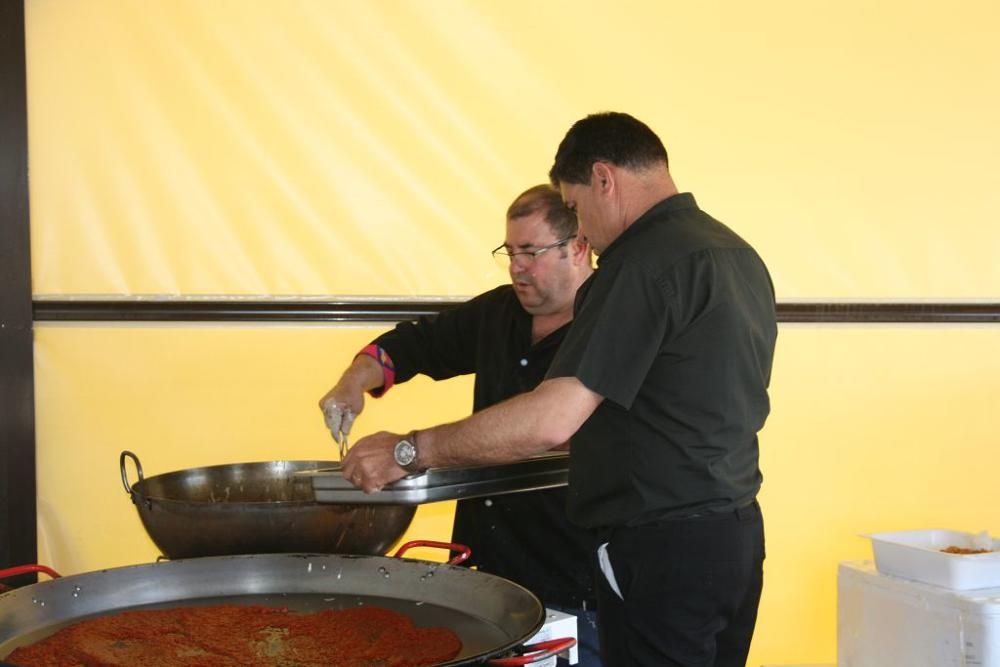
[680,499,760,520]
[595,499,760,541]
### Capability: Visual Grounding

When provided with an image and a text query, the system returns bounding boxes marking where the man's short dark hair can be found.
[506,184,577,239]
[549,112,669,186]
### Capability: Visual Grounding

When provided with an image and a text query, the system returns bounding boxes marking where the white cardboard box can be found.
[839,561,1000,666]
[529,607,579,666]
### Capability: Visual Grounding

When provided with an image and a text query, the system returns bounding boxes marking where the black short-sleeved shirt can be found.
[546,193,778,530]
[373,286,596,607]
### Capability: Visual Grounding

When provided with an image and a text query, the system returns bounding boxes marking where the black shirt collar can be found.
[598,192,698,265]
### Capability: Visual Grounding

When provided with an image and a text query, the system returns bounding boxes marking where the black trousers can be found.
[596,501,764,667]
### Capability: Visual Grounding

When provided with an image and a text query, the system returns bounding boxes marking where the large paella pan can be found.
[0,552,570,665]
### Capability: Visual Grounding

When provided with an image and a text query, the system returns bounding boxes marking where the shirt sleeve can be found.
[372,290,498,385]
[546,258,675,409]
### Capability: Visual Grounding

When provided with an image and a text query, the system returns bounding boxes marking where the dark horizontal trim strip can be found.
[778,302,1000,323]
[32,299,1000,324]
[33,299,456,323]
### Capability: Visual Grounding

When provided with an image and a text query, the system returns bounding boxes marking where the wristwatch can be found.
[393,431,420,472]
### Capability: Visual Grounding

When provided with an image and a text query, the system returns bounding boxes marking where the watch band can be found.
[404,429,420,472]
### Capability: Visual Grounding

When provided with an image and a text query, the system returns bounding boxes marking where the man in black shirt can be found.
[340,113,777,666]
[319,184,601,665]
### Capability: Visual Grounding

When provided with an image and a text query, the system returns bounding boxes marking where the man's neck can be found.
[531,309,573,344]
[528,268,593,344]
[620,166,679,228]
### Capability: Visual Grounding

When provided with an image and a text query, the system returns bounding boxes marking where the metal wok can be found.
[0,552,560,665]
[120,451,415,558]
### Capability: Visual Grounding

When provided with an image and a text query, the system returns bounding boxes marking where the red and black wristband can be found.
[357,343,396,397]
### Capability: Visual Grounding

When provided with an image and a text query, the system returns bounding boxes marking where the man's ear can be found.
[591,161,614,194]
[570,236,593,264]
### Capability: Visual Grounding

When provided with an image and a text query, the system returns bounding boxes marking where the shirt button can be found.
[484,498,493,507]
[519,358,528,367]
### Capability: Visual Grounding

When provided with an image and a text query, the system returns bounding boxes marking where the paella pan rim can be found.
[0,552,546,666]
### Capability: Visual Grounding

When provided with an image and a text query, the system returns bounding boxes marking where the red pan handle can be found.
[487,638,577,666]
[392,540,471,566]
[0,565,62,582]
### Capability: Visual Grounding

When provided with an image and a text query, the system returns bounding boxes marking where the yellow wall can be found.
[25,0,1000,297]
[23,1,1000,665]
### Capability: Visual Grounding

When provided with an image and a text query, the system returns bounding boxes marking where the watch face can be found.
[394,439,416,467]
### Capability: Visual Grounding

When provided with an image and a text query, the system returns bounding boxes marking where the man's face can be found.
[503,211,579,316]
[558,179,607,254]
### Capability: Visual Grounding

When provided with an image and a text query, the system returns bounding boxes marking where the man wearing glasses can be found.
[319,184,601,665]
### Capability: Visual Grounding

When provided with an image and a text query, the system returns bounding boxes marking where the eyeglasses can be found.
[491,235,576,267]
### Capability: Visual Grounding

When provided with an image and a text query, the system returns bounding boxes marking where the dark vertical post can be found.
[0,0,37,586]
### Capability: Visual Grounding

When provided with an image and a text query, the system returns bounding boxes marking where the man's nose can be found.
[509,254,534,270]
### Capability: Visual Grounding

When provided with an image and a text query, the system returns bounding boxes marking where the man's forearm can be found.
[414,376,602,469]
[342,353,386,394]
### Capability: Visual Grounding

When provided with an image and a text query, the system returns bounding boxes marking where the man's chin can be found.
[512,284,535,298]
[514,293,543,313]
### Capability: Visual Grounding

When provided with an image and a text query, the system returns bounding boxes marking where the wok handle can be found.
[487,638,577,666]
[0,565,62,581]
[392,540,471,566]
[120,450,144,495]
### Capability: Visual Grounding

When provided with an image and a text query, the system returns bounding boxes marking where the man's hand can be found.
[318,355,384,455]
[340,431,410,494]
[320,395,358,444]
[319,391,360,457]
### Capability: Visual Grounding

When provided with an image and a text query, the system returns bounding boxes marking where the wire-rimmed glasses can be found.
[491,235,576,268]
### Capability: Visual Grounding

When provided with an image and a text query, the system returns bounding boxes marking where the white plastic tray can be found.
[868,529,1000,590]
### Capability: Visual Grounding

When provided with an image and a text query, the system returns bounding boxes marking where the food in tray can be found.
[941,545,994,555]
[6,604,462,666]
